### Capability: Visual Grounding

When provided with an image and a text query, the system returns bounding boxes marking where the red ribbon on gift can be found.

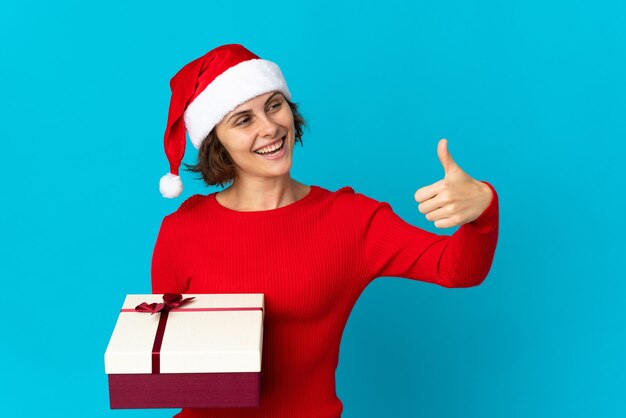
[133,294,194,374]
[134,293,196,314]
[122,293,263,374]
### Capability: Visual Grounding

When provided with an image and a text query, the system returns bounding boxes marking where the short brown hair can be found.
[184,98,307,188]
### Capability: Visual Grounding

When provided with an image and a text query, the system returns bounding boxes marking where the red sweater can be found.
[151,182,499,418]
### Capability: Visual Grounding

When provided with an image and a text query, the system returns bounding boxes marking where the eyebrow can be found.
[227,92,282,124]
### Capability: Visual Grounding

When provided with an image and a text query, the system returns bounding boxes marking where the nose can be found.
[258,113,280,137]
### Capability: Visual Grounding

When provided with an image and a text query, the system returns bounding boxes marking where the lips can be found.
[253,135,286,153]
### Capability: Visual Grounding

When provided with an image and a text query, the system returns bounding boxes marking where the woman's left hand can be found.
[413,138,493,229]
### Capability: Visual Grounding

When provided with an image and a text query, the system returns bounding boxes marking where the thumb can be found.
[437,138,459,176]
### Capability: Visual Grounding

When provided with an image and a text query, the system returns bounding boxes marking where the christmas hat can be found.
[159,44,292,198]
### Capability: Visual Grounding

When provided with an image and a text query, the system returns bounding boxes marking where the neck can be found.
[217,175,308,211]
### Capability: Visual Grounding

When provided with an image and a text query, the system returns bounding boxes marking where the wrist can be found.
[479,181,493,202]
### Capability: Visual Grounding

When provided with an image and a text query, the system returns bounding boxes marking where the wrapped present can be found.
[104,293,264,409]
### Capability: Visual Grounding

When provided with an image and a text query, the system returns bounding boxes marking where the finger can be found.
[417,195,445,214]
[437,138,459,176]
[414,179,445,203]
[424,206,449,222]
[434,217,458,229]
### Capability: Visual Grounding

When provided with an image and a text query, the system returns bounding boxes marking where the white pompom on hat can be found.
[160,44,292,198]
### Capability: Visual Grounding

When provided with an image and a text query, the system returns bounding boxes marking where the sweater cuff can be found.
[468,181,499,233]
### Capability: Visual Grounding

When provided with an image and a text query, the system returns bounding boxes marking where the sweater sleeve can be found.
[361,181,499,288]
[151,214,188,294]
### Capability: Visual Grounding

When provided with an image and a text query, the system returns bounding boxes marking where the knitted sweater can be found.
[151,182,499,418]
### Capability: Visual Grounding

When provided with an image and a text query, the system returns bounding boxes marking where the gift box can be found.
[104,293,264,409]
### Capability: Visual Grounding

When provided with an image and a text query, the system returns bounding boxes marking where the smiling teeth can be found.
[255,139,283,154]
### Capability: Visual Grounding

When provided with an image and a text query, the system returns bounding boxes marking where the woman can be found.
[152,44,499,418]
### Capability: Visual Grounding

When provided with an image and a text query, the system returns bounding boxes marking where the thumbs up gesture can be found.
[413,139,493,228]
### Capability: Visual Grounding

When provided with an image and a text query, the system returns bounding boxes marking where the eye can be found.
[269,101,282,111]
[235,117,251,127]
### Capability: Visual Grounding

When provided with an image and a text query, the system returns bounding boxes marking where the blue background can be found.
[1,0,624,417]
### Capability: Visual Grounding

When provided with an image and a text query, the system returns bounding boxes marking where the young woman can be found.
[152,44,499,418]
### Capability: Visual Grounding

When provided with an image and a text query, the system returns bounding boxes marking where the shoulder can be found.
[162,193,213,223]
[315,185,389,213]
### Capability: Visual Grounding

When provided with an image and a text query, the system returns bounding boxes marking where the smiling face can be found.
[214,91,295,182]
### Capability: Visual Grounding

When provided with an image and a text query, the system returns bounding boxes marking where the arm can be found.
[151,215,188,294]
[362,181,499,288]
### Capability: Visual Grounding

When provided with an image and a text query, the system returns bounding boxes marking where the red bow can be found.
[134,293,195,314]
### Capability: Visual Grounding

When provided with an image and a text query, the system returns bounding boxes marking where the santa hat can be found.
[159,44,292,198]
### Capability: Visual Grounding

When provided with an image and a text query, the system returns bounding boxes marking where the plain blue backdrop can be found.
[1,0,625,417]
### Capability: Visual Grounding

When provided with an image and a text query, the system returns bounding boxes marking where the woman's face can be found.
[215,91,295,181]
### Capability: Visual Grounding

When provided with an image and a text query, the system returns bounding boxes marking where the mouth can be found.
[253,135,287,156]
